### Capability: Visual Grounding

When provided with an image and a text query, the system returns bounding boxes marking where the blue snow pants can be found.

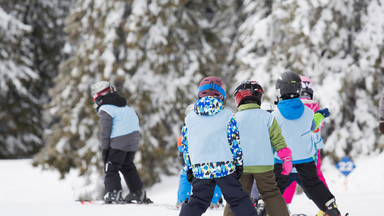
[177,169,222,204]
[179,173,257,216]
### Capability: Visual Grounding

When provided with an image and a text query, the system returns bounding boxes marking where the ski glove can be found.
[102,149,109,164]
[316,108,330,118]
[277,147,292,175]
[235,165,243,180]
[186,169,194,184]
[379,122,384,134]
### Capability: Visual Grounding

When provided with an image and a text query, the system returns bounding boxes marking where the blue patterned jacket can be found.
[181,96,243,179]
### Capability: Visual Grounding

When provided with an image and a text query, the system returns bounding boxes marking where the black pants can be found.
[274,161,334,211]
[179,173,257,216]
[104,149,143,193]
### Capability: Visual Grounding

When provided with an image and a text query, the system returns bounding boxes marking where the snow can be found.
[1,157,384,216]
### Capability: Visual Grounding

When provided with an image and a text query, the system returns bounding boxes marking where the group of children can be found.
[178,71,342,216]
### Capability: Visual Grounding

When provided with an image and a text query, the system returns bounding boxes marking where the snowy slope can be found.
[1,157,384,216]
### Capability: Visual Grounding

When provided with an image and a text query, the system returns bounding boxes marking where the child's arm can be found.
[227,115,243,166]
[269,118,287,152]
[313,108,330,131]
[181,125,192,171]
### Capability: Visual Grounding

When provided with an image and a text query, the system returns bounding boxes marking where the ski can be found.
[77,200,179,210]
[291,214,307,216]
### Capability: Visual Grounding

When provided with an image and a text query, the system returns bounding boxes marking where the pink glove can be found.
[277,147,292,175]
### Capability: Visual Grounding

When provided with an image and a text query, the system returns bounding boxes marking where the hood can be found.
[96,92,127,112]
[277,97,304,120]
[194,96,223,116]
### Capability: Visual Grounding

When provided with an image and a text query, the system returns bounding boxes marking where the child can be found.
[179,76,257,216]
[282,76,329,213]
[176,105,223,208]
[91,81,151,204]
[272,71,341,216]
[223,81,291,216]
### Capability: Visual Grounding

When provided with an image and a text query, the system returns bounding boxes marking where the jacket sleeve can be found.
[227,115,243,166]
[269,117,287,152]
[99,110,113,150]
[379,89,384,122]
[181,125,192,170]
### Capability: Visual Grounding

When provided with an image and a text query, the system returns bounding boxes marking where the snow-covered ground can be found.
[1,155,384,216]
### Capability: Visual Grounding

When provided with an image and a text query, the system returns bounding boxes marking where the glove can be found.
[379,122,384,134]
[102,149,109,164]
[316,108,330,118]
[235,165,243,180]
[277,147,292,175]
[186,169,194,184]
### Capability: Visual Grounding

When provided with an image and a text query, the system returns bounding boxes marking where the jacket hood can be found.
[277,97,304,120]
[194,96,223,116]
[96,92,127,112]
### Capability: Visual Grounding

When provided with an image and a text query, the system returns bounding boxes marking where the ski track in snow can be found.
[0,158,383,216]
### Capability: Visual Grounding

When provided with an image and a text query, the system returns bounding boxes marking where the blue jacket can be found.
[182,96,243,179]
[273,98,316,164]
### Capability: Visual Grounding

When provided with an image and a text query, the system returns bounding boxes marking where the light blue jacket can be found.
[235,109,275,166]
[273,98,316,164]
[98,104,140,152]
[182,96,243,179]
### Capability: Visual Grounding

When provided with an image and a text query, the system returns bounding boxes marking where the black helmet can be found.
[276,71,301,100]
[234,80,264,107]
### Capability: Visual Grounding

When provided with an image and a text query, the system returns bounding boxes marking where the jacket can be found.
[182,96,243,179]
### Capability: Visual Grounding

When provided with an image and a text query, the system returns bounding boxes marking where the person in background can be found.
[179,76,257,216]
[224,81,291,216]
[176,104,223,208]
[91,81,151,204]
[273,71,341,216]
[378,88,384,134]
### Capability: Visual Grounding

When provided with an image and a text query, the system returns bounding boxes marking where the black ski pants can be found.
[179,173,257,216]
[274,161,334,211]
[104,149,143,193]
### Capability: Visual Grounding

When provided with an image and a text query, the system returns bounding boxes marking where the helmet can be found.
[185,104,194,116]
[198,76,226,101]
[276,71,301,100]
[260,102,274,113]
[91,81,114,102]
[233,80,264,107]
[300,76,314,100]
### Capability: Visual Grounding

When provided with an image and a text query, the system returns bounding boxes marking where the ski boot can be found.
[324,198,341,216]
[125,190,153,204]
[256,199,267,216]
[104,190,123,204]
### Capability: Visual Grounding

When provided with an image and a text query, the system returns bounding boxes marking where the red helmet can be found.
[198,76,226,100]
[234,80,264,107]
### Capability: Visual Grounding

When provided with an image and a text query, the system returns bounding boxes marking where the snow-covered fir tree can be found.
[0,0,73,158]
[234,0,384,161]
[34,0,244,199]
[31,0,384,199]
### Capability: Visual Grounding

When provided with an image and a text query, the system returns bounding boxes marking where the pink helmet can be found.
[300,76,314,99]
[198,76,226,100]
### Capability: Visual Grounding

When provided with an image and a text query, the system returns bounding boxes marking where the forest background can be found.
[1,0,383,199]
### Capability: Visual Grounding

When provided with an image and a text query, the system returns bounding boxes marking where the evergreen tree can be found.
[0,0,73,158]
[234,0,384,161]
[33,0,243,199]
